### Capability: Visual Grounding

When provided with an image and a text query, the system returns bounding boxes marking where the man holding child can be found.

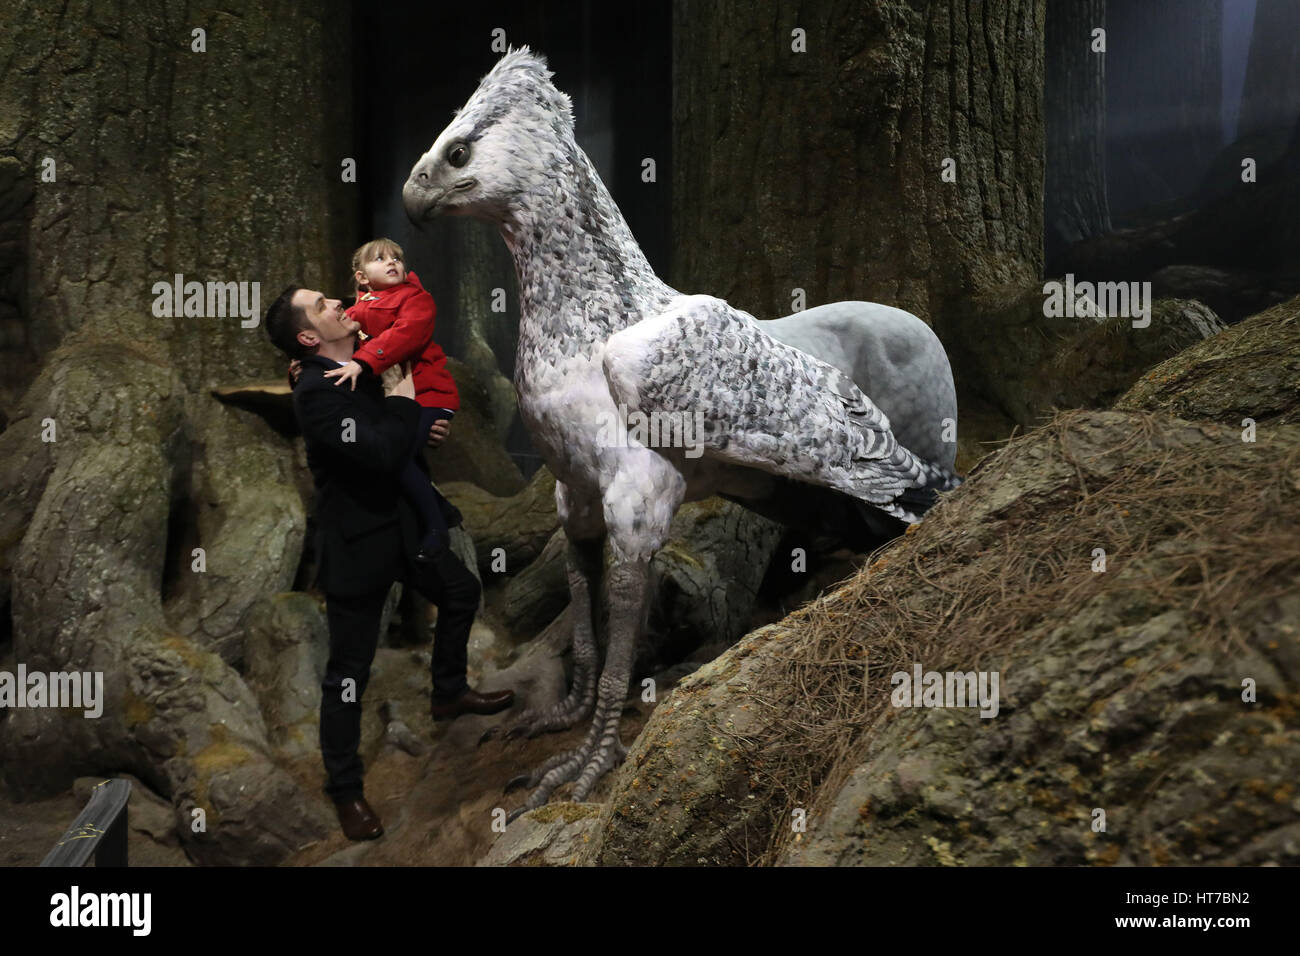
[265,282,514,842]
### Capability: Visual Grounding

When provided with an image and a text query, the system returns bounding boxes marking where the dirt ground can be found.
[0,786,191,867]
[0,692,650,868]
[284,694,652,867]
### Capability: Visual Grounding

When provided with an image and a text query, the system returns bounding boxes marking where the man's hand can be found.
[427,419,451,448]
[286,359,302,388]
[324,360,365,391]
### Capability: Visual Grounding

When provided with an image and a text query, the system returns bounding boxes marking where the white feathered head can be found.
[403,46,575,223]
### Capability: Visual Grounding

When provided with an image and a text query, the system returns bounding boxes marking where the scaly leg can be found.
[481,483,604,745]
[505,558,646,822]
[504,457,682,822]
[569,557,644,801]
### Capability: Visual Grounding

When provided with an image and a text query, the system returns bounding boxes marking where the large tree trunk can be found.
[0,0,356,864]
[1045,0,1110,269]
[671,0,1046,328]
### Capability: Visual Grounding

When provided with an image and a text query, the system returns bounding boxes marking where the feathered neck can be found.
[496,137,676,357]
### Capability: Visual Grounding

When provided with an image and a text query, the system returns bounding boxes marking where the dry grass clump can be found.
[731,410,1300,864]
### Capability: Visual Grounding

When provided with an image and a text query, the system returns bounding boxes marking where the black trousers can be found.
[399,407,456,553]
[320,547,481,802]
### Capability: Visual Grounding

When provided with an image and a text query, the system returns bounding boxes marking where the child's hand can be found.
[427,419,451,448]
[324,360,365,391]
[286,359,302,388]
[379,364,405,395]
[390,367,416,400]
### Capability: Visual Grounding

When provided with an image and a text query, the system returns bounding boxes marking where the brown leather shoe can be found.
[430,687,515,721]
[334,796,384,841]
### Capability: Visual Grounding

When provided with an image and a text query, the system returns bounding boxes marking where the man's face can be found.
[292,288,358,350]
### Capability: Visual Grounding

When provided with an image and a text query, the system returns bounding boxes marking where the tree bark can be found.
[0,0,357,400]
[671,0,1046,328]
[0,0,355,865]
[1045,0,1110,267]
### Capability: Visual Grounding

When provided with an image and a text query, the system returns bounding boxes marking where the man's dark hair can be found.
[265,284,312,359]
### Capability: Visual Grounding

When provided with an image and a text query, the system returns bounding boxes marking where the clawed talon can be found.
[503,740,593,820]
[495,540,644,828]
[486,685,598,745]
[478,707,563,746]
[503,713,633,819]
[570,738,629,802]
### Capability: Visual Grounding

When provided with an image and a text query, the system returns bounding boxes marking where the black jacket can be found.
[293,353,461,597]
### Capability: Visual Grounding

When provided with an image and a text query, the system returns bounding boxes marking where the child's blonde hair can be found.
[351,237,404,287]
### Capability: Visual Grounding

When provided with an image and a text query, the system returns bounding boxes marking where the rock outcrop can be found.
[477,803,602,866]
[445,466,560,579]
[0,346,330,865]
[243,592,329,759]
[946,284,1225,435]
[1116,293,1300,426]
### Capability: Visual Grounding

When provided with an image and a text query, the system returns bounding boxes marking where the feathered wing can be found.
[602,295,959,523]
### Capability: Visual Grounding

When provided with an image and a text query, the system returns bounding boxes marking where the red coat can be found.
[347,271,459,410]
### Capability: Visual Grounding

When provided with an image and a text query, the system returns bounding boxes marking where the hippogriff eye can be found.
[448,143,470,168]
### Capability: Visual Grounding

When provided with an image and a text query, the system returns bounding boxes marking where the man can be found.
[265,284,514,841]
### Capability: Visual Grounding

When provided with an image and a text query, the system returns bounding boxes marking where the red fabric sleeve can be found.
[350,288,437,375]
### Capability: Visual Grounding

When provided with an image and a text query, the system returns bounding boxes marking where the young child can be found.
[325,238,460,560]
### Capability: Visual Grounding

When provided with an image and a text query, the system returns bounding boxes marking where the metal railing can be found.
[40,777,131,867]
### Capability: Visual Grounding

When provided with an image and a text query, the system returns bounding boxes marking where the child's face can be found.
[356,248,407,290]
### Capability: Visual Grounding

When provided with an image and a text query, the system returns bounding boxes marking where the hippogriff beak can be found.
[402,179,446,226]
